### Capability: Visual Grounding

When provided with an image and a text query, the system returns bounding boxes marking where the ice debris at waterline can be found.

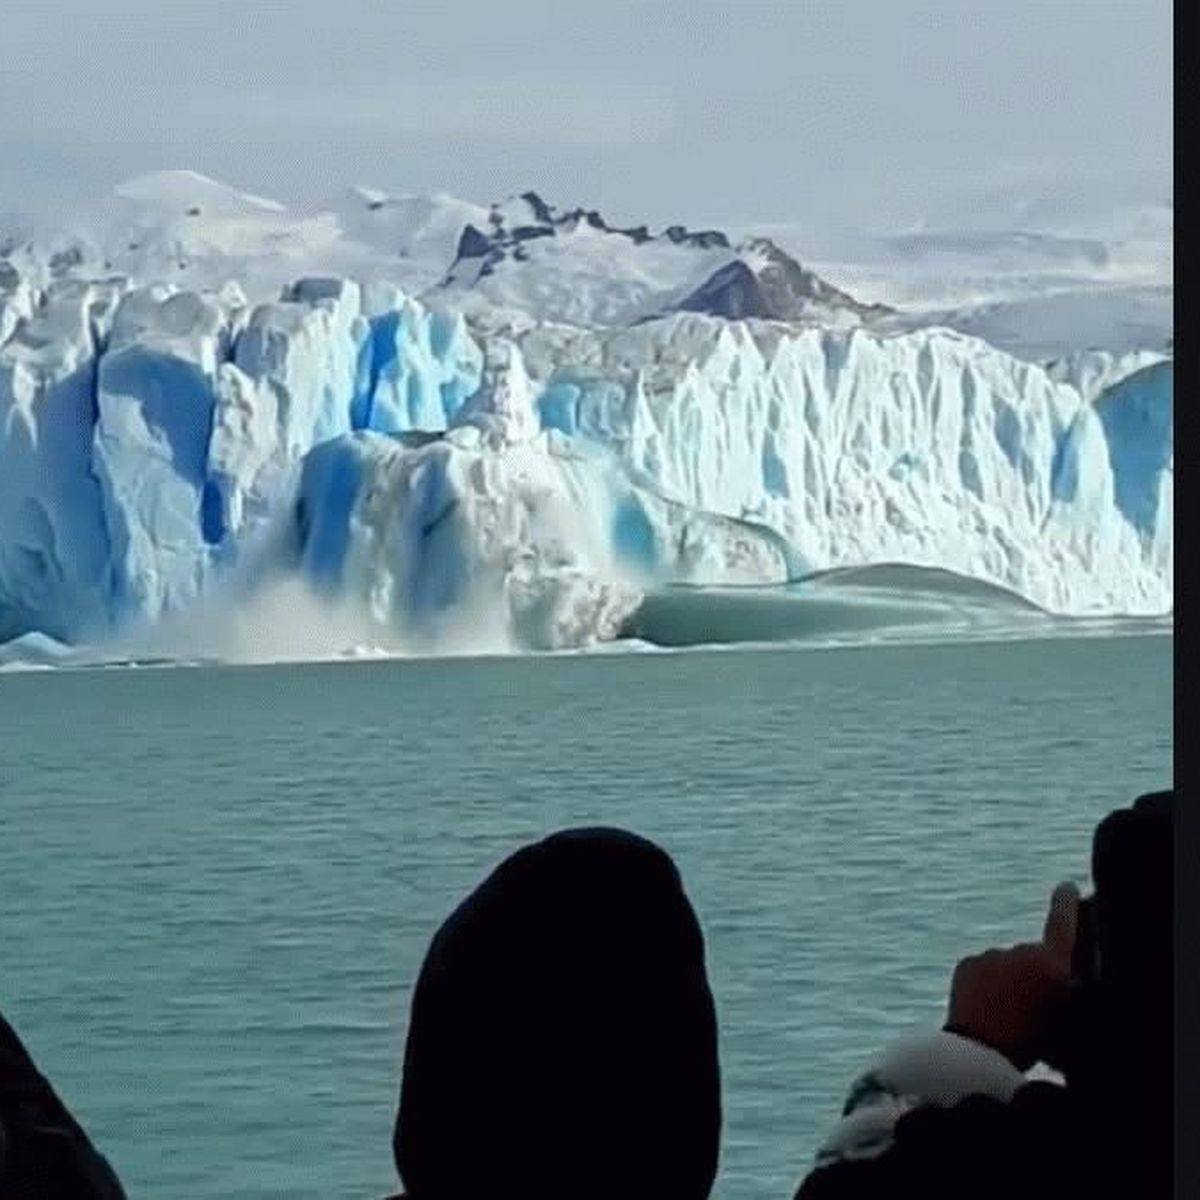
[0,264,1173,653]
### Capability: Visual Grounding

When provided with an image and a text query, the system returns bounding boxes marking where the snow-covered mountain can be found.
[4,171,1170,359]
[0,172,890,328]
[428,189,892,328]
[0,173,1173,657]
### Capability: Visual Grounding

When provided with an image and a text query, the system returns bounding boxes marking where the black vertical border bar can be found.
[1174,1,1192,1190]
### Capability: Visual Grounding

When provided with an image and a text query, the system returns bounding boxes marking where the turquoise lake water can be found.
[0,634,1172,1198]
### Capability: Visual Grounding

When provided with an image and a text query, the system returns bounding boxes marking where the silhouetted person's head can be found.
[1090,789,1172,1012]
[1072,789,1173,1131]
[393,828,721,1200]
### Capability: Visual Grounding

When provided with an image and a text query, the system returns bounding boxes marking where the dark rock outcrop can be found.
[441,191,891,327]
[673,237,893,325]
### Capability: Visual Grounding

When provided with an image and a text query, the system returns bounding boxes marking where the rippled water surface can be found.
[0,634,1172,1198]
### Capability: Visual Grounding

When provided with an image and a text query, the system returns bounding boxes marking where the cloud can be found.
[0,0,1171,229]
[201,73,680,148]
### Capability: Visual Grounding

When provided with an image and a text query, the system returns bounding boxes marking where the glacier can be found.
[0,176,1174,654]
[0,272,1172,653]
[505,316,1171,617]
[0,269,484,643]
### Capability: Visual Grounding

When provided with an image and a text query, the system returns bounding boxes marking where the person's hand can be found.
[945,882,1080,1070]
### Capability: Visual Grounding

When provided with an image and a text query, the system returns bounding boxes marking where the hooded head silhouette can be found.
[393,828,721,1200]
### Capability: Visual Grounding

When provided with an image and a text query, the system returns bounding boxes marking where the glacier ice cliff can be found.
[1045,348,1170,404]
[0,277,122,642]
[504,315,1171,617]
[1,271,483,642]
[0,261,1173,652]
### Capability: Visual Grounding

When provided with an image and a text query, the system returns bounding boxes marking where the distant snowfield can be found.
[0,172,1173,661]
[760,211,1171,363]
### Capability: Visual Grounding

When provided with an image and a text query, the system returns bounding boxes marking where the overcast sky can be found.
[0,0,1172,232]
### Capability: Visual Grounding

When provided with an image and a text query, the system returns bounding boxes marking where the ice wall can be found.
[293,378,793,651]
[0,268,483,640]
[0,279,123,640]
[0,268,1174,652]
[510,315,1171,614]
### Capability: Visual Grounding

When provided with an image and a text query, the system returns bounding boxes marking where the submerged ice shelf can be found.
[0,246,1173,654]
